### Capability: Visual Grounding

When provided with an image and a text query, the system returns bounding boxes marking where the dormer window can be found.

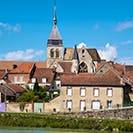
[42,78,46,83]
[32,78,36,83]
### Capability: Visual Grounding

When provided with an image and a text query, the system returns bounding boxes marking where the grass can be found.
[0,112,133,132]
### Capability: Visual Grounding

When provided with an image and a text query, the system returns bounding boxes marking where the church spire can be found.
[53,4,57,25]
[47,0,63,47]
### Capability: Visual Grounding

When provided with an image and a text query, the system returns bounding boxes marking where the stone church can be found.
[46,6,101,73]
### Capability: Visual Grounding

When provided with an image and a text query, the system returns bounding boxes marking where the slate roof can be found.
[61,70,123,86]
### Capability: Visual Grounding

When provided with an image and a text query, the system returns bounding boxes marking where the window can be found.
[55,80,61,88]
[107,100,112,108]
[80,87,86,96]
[67,86,72,96]
[19,76,23,82]
[66,100,72,109]
[92,100,100,110]
[80,100,86,111]
[14,76,17,83]
[32,78,36,83]
[56,49,59,58]
[82,49,85,57]
[79,62,88,72]
[93,88,99,96]
[50,49,54,58]
[107,88,113,96]
[42,78,46,83]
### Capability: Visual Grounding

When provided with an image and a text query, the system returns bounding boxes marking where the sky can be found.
[0,0,133,65]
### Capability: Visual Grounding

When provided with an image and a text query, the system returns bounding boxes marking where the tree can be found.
[17,91,34,102]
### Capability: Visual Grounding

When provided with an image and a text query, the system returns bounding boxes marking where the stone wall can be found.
[6,102,33,113]
[53,107,133,120]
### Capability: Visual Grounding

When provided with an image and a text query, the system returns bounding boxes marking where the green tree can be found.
[17,91,34,102]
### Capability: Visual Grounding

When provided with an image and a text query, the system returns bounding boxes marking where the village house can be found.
[45,69,132,112]
[28,68,56,89]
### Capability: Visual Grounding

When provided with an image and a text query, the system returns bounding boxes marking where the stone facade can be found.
[45,86,124,113]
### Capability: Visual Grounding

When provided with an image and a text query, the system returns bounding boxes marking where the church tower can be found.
[47,5,63,68]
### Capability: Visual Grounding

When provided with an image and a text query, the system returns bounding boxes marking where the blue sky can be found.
[0,0,133,64]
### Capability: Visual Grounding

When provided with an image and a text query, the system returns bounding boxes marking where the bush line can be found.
[0,112,133,132]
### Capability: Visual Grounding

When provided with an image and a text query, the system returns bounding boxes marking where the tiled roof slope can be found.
[0,60,22,71]
[86,48,101,61]
[63,48,74,60]
[63,48,101,62]
[0,84,25,96]
[61,70,123,86]
[58,62,72,73]
[0,71,6,79]
[10,62,35,73]
[125,65,133,72]
[32,68,55,83]
[5,84,26,93]
[0,60,46,71]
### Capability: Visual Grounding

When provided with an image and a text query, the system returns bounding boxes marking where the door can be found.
[92,101,100,110]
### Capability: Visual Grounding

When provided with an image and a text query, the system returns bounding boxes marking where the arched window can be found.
[56,49,59,58]
[82,49,85,57]
[50,49,54,58]
[79,62,88,72]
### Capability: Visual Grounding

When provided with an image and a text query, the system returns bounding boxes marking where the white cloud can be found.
[121,40,133,45]
[118,57,133,65]
[98,43,117,61]
[116,21,133,31]
[77,42,87,48]
[0,22,21,32]
[3,49,44,61]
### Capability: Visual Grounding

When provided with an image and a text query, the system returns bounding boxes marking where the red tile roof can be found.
[5,84,26,93]
[61,70,123,86]
[10,62,35,73]
[0,60,46,71]
[58,61,72,73]
[0,84,26,96]
[32,68,55,83]
[0,60,22,71]
[0,71,6,79]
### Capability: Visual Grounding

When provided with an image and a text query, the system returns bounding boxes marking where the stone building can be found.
[46,6,101,73]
